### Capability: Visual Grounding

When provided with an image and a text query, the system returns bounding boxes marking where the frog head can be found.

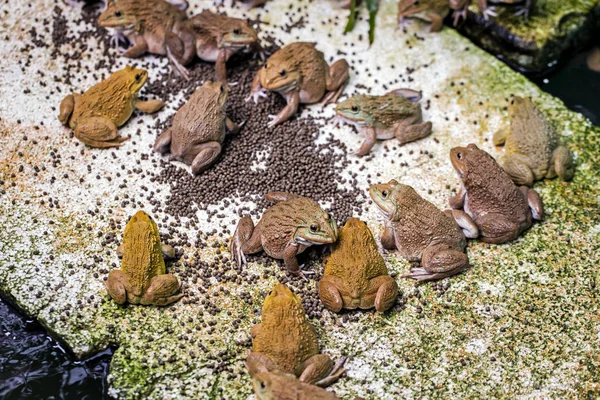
[290,199,338,247]
[449,143,485,180]
[113,66,148,95]
[335,95,373,127]
[98,0,138,29]
[260,48,302,93]
[219,19,259,49]
[201,80,228,107]
[262,283,304,315]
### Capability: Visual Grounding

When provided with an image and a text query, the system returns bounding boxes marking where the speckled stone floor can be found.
[0,0,599,399]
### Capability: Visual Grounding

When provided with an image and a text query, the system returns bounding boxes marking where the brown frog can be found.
[230,192,338,276]
[98,0,195,80]
[318,218,398,311]
[449,144,544,244]
[370,181,471,282]
[247,283,345,387]
[493,96,574,186]
[106,211,183,306]
[58,66,164,148]
[252,371,341,400]
[184,11,261,82]
[250,42,350,126]
[335,88,432,155]
[398,0,451,32]
[153,81,240,175]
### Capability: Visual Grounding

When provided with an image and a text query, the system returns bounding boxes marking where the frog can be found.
[449,143,544,244]
[369,180,471,282]
[335,88,432,155]
[493,96,574,186]
[252,371,341,400]
[106,211,183,306]
[397,0,451,32]
[318,218,398,311]
[58,66,164,148]
[250,42,350,127]
[153,80,240,175]
[247,283,346,387]
[98,0,196,80]
[183,10,261,82]
[230,192,338,275]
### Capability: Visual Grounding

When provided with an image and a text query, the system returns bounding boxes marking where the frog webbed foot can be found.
[402,243,469,282]
[300,354,345,387]
[141,274,183,306]
[58,94,74,126]
[189,141,222,175]
[74,117,129,148]
[230,216,262,266]
[481,5,498,19]
[318,275,344,312]
[550,146,575,182]
[106,270,130,305]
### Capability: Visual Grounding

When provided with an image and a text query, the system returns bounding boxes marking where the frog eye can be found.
[279,69,286,77]
[134,74,141,81]
[233,28,240,34]
[115,10,122,17]
[414,0,419,5]
[260,380,266,390]
[310,224,318,232]
[382,190,388,198]
[264,63,268,69]
[351,105,359,112]
[456,152,463,160]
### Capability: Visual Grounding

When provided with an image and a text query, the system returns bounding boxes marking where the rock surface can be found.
[1,0,599,399]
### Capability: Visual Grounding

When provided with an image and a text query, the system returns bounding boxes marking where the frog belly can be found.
[375,126,396,140]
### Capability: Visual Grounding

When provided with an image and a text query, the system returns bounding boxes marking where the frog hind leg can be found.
[230,216,263,266]
[58,94,74,125]
[445,209,478,239]
[403,243,469,282]
[106,270,131,305]
[184,141,222,175]
[395,116,432,145]
[550,145,575,182]
[476,213,521,244]
[519,186,544,221]
[322,59,350,105]
[501,154,534,186]
[300,355,346,387]
[268,90,299,127]
[360,274,398,311]
[246,352,279,377]
[74,117,129,148]
[135,99,165,114]
[140,274,183,306]
[318,275,345,312]
[153,128,173,155]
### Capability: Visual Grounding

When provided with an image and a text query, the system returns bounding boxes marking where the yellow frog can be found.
[58,66,164,148]
[247,283,345,387]
[249,42,349,126]
[106,211,183,306]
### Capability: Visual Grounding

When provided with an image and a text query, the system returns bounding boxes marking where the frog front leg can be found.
[426,12,444,32]
[58,94,74,125]
[215,48,235,83]
[322,59,350,105]
[356,126,377,156]
[74,116,129,148]
[141,274,183,306]
[268,90,299,127]
[501,154,535,186]
[449,186,466,209]
[380,223,397,250]
[363,275,398,312]
[318,275,345,312]
[549,145,574,182]
[249,71,269,103]
[189,141,222,175]
[282,242,302,273]
[299,355,345,387]
[402,242,469,282]
[230,216,263,266]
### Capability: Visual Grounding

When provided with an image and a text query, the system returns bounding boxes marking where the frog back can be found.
[77,75,137,127]
[253,301,320,373]
[293,43,328,100]
[506,101,557,178]
[170,88,227,157]
[121,214,166,296]
[371,95,420,130]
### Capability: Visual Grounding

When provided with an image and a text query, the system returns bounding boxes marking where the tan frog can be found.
[493,96,574,186]
[335,89,432,155]
[153,81,240,175]
[106,211,183,306]
[230,192,338,275]
[58,66,164,148]
[247,283,345,387]
[398,0,451,32]
[252,371,341,400]
[318,218,398,311]
[250,42,350,126]
[449,144,544,244]
[370,181,471,282]
[98,0,195,80]
[184,10,261,82]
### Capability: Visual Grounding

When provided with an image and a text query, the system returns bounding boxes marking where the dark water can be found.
[0,298,113,399]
